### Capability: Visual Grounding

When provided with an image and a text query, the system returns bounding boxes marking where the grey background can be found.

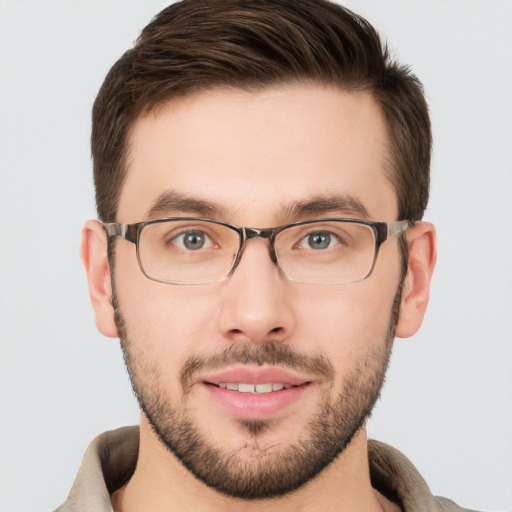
[0,1,511,511]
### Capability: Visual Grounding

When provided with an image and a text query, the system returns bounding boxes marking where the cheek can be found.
[290,278,398,370]
[114,250,220,363]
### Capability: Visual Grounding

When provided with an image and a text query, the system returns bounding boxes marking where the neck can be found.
[111,417,398,512]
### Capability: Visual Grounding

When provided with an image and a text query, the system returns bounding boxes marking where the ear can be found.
[80,220,118,338]
[395,222,437,338]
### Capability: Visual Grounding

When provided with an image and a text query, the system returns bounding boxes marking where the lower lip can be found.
[203,383,310,420]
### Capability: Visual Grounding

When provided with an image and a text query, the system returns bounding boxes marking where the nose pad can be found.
[268,240,278,264]
[233,237,280,279]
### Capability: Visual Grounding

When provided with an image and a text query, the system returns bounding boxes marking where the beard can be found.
[112,279,402,500]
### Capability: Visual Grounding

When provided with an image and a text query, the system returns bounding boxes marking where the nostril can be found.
[269,327,283,335]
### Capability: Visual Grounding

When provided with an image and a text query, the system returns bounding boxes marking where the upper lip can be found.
[198,366,312,386]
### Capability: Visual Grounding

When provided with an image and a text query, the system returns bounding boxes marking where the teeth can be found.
[217,383,291,393]
[255,383,273,393]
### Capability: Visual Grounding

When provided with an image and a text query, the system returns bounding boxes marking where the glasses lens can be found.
[275,221,376,284]
[138,220,240,283]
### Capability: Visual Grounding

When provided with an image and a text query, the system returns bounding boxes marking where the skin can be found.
[82,84,436,512]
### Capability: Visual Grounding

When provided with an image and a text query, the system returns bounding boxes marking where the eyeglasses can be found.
[103,217,412,285]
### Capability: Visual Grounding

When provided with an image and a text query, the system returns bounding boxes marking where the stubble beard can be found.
[112,280,402,500]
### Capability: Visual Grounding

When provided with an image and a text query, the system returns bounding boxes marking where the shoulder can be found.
[368,440,481,512]
[54,426,139,512]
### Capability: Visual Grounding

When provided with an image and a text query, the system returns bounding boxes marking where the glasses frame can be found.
[103,217,412,285]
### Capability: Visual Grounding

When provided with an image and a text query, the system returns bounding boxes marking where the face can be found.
[111,85,404,498]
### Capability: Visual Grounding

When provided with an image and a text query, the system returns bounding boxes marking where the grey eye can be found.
[174,231,209,250]
[307,232,332,250]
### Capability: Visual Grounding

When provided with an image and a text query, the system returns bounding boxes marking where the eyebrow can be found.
[146,191,225,218]
[280,194,370,221]
[145,190,370,223]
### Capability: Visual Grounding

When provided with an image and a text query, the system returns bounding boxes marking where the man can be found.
[56,1,473,510]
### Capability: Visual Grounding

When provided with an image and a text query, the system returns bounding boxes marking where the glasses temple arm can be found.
[387,220,413,237]
[102,222,139,244]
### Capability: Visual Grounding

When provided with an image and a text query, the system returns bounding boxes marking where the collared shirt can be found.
[55,426,477,512]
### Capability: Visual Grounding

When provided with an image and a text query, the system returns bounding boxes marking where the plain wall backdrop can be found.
[0,1,511,511]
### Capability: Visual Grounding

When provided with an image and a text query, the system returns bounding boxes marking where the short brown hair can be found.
[92,0,431,222]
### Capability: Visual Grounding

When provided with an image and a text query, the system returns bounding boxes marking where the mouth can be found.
[215,382,294,393]
[199,367,313,420]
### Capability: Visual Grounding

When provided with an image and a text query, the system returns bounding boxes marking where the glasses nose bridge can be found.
[239,227,278,263]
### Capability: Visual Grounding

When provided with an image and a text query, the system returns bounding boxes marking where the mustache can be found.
[180,340,335,393]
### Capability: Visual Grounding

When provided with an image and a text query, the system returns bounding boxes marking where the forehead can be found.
[118,84,397,224]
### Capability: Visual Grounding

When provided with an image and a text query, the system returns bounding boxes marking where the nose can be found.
[216,238,295,344]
